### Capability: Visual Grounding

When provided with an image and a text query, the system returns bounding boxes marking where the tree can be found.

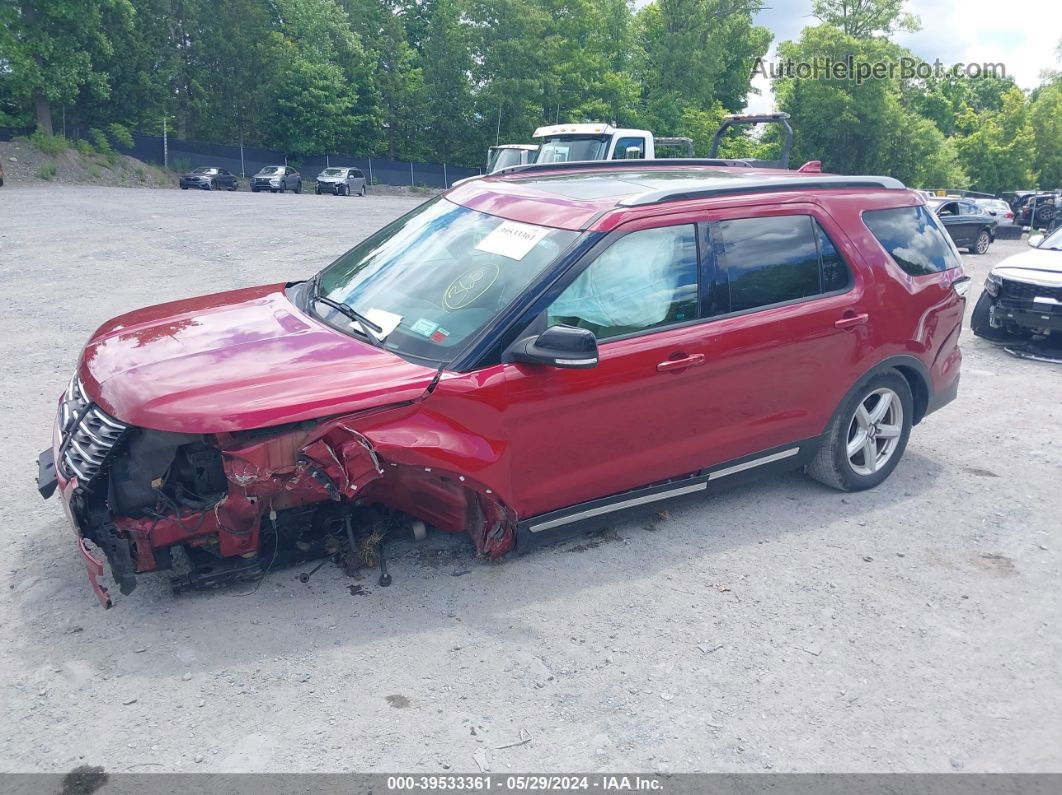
[953,87,1035,194]
[263,0,377,157]
[0,0,134,133]
[344,0,424,159]
[811,0,919,39]
[773,25,964,187]
[420,0,473,163]
[635,0,772,129]
[1029,86,1062,187]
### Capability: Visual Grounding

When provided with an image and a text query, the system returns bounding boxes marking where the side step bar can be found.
[515,442,813,553]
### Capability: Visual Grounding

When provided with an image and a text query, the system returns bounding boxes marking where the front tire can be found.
[806,371,913,492]
[359,184,366,196]
[970,229,991,254]
[294,181,302,194]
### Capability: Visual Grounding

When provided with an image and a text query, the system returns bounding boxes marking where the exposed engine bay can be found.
[47,377,515,608]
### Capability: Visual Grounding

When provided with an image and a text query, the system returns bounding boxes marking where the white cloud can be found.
[743,1,1062,112]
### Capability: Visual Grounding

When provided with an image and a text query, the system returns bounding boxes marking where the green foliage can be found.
[1030,82,1062,188]
[27,130,69,156]
[0,0,1054,186]
[88,128,113,154]
[106,122,134,149]
[811,0,920,38]
[36,162,58,180]
[954,87,1036,194]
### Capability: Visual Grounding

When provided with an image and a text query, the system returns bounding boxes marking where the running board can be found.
[515,442,813,553]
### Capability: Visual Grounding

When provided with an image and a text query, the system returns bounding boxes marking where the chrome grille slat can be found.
[56,376,129,483]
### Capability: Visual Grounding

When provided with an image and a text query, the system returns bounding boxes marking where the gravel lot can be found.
[1,185,1059,775]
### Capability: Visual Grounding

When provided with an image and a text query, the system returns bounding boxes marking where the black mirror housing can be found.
[513,325,598,369]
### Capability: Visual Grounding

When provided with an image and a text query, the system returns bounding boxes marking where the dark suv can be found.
[37,161,966,607]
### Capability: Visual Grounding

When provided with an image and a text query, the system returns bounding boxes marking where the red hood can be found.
[79,284,439,433]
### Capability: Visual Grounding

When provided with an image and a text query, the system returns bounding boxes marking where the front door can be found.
[502,220,712,517]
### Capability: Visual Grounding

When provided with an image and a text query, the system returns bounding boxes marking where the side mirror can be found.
[1029,234,1045,248]
[625,146,642,160]
[512,325,598,369]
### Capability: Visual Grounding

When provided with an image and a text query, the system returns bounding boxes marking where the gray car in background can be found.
[975,198,1016,226]
[314,167,367,196]
[251,165,302,193]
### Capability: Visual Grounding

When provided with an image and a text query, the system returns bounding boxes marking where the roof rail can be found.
[620,175,906,207]
[491,158,756,178]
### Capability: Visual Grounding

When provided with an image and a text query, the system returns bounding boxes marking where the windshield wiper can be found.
[309,273,384,337]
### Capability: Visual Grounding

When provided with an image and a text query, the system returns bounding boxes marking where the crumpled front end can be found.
[39,375,516,608]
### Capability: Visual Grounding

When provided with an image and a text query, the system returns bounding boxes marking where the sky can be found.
[742,0,1062,113]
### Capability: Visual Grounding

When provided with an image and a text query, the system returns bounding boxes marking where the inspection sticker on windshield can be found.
[409,318,439,338]
[475,221,549,260]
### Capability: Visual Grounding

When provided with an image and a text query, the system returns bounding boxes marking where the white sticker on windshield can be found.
[354,308,402,340]
[474,221,550,261]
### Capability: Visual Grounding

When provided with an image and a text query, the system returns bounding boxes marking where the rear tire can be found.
[969,229,991,254]
[359,184,366,196]
[294,181,302,194]
[806,371,913,492]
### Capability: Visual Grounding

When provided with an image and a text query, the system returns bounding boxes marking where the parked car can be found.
[972,226,1062,342]
[314,167,366,196]
[974,198,1015,226]
[1016,192,1057,229]
[251,165,302,193]
[178,167,238,191]
[928,198,997,254]
[37,162,965,607]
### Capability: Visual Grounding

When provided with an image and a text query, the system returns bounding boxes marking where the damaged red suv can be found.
[37,161,967,607]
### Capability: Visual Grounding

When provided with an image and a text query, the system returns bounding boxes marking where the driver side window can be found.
[547,225,698,340]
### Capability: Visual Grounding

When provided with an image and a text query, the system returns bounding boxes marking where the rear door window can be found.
[714,215,849,313]
[863,205,961,275]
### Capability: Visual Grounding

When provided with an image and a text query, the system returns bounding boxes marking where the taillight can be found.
[1005,212,1013,220]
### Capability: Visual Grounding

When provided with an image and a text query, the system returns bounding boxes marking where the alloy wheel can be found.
[846,388,903,476]
[976,231,990,254]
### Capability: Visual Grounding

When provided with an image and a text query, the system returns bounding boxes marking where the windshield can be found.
[315,198,578,361]
[487,148,532,173]
[191,168,215,175]
[535,135,609,164]
[259,166,281,174]
[321,168,344,176]
[1041,227,1062,251]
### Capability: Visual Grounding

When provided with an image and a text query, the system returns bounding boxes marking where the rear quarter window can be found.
[863,205,961,276]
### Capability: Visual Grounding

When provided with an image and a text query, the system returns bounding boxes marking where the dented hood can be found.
[79,283,439,433]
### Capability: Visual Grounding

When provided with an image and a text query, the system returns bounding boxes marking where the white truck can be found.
[486,144,539,173]
[530,123,693,163]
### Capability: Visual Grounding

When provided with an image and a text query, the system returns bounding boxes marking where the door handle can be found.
[834,312,869,330]
[656,353,705,372]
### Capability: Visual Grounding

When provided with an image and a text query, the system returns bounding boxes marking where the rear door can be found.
[691,205,874,461]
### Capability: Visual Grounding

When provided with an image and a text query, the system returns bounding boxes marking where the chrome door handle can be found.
[657,353,705,372]
[835,313,869,330]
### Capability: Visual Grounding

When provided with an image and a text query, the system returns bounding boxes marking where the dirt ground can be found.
[0,185,1059,775]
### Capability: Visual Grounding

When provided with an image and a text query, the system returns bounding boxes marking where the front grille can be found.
[57,377,130,483]
[1001,279,1062,303]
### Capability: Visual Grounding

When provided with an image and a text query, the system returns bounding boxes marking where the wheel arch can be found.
[824,355,931,435]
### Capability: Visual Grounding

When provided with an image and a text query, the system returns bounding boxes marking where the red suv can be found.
[37,162,967,607]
